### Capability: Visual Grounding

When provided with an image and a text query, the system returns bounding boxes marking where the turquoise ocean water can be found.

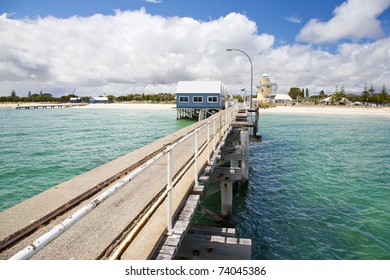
[234,113,390,260]
[0,107,192,211]
[0,107,389,259]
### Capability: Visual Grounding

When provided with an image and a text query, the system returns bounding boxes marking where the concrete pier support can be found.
[240,128,250,186]
[221,181,233,219]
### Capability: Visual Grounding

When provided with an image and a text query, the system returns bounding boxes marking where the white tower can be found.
[256,73,277,103]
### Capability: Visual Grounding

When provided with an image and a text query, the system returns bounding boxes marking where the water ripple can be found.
[234,115,390,259]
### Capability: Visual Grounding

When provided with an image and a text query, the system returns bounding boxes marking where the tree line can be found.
[0,91,176,103]
[288,83,389,105]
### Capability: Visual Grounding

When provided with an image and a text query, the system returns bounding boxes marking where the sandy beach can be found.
[258,105,390,118]
[0,102,175,110]
[73,103,175,110]
[2,102,390,117]
[74,103,390,118]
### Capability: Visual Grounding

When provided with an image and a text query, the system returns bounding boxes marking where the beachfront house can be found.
[176,81,227,120]
[319,96,352,106]
[270,93,293,104]
[69,97,82,103]
[89,96,109,104]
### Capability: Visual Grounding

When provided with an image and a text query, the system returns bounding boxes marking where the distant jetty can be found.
[15,103,88,110]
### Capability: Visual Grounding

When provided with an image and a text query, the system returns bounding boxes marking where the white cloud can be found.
[0,10,274,96]
[0,8,389,97]
[285,16,301,24]
[144,0,163,3]
[256,38,390,94]
[297,0,390,43]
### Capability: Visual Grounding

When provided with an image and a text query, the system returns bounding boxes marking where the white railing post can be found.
[194,128,199,186]
[225,108,228,132]
[219,115,222,140]
[207,121,211,163]
[213,117,216,153]
[166,149,173,235]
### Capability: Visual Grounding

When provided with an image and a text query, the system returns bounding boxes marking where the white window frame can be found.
[207,96,218,103]
[179,96,189,103]
[193,96,203,103]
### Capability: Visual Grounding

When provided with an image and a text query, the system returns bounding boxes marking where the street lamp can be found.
[226,48,253,109]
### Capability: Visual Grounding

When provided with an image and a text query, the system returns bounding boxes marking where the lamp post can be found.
[227,48,253,109]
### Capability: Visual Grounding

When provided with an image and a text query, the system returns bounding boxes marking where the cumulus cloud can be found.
[0,8,389,97]
[0,10,274,96]
[297,0,390,43]
[256,38,390,94]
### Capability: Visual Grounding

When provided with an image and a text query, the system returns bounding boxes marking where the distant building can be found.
[89,96,109,103]
[320,96,352,106]
[256,73,274,102]
[271,93,293,104]
[255,74,292,104]
[176,81,226,109]
[69,97,82,103]
[175,81,227,120]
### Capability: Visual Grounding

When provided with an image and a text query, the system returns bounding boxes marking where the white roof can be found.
[91,96,108,101]
[176,81,225,94]
[274,93,292,101]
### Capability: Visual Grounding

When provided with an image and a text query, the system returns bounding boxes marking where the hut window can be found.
[193,96,203,103]
[207,96,218,103]
[179,96,189,102]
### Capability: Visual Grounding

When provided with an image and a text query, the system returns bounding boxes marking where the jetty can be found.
[15,103,87,109]
[0,104,259,260]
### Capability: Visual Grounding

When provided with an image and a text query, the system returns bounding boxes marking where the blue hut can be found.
[176,81,227,120]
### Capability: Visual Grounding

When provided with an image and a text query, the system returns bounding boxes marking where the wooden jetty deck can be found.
[0,105,258,260]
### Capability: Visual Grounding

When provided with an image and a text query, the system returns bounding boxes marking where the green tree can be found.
[368,84,376,97]
[11,90,16,97]
[107,95,115,101]
[361,82,370,104]
[377,84,389,104]
[333,92,346,103]
[133,95,143,101]
[340,85,345,95]
[116,96,128,102]
[127,94,134,101]
[288,87,304,100]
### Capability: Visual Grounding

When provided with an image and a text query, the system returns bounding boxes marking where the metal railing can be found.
[10,105,237,260]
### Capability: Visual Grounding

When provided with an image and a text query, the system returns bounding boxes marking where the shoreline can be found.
[73,103,175,110]
[0,102,175,110]
[1,102,390,117]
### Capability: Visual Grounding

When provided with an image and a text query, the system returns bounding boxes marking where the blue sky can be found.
[1,0,367,46]
[0,0,389,96]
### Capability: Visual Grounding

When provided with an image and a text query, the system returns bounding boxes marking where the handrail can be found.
[10,105,237,260]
